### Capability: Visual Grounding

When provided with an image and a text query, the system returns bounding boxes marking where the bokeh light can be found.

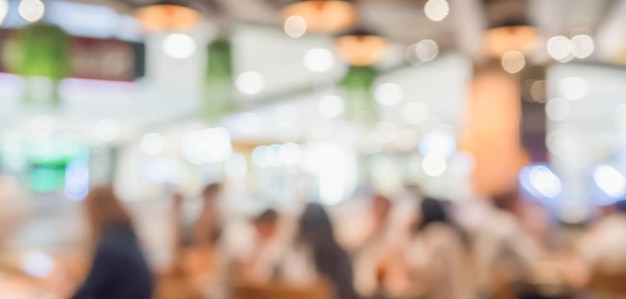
[22,251,55,278]
[280,143,302,166]
[162,33,196,59]
[419,131,456,158]
[501,50,526,74]
[530,80,547,103]
[424,0,449,22]
[284,15,307,38]
[140,133,165,156]
[519,165,562,199]
[422,153,447,177]
[375,82,403,106]
[65,160,89,202]
[236,71,265,95]
[318,95,345,118]
[571,34,594,59]
[181,127,232,165]
[406,39,439,64]
[594,165,626,198]
[0,0,9,25]
[19,0,45,23]
[252,145,269,168]
[303,48,335,73]
[547,36,571,61]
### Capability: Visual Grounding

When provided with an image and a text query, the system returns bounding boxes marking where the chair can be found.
[231,280,333,299]
[588,271,626,299]
[154,274,202,299]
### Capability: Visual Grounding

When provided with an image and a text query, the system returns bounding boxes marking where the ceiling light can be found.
[485,23,538,57]
[422,153,447,177]
[19,0,45,23]
[501,50,526,73]
[424,0,449,22]
[284,15,307,38]
[135,2,201,31]
[375,82,403,106]
[335,29,388,66]
[547,36,572,61]
[282,0,355,34]
[303,48,335,73]
[162,33,196,59]
[236,71,265,95]
[571,34,594,59]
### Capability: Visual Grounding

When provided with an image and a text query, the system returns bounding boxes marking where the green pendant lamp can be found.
[335,29,388,125]
[203,37,236,121]
[4,23,71,108]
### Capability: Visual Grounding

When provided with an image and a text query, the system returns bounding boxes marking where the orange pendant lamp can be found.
[135,1,202,32]
[335,29,388,66]
[283,0,356,34]
[484,20,538,58]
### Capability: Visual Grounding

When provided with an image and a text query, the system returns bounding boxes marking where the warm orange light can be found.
[135,4,201,31]
[283,0,356,34]
[463,66,524,195]
[335,35,388,66]
[484,25,538,57]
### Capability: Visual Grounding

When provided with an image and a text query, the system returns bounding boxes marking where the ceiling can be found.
[86,0,625,61]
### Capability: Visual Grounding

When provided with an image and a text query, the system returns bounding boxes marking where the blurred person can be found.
[283,203,359,299]
[403,198,475,299]
[353,194,418,296]
[229,209,290,283]
[0,175,30,251]
[194,183,223,249]
[72,186,153,299]
[458,191,542,297]
[167,183,224,293]
[561,200,626,289]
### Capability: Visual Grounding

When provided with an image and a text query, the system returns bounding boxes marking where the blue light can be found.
[519,164,562,200]
[65,160,89,201]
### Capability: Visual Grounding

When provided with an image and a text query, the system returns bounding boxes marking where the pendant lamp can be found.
[335,29,388,66]
[484,19,538,57]
[283,0,356,34]
[335,29,388,125]
[135,1,202,31]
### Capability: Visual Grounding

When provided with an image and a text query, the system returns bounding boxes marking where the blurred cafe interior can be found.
[2,0,626,298]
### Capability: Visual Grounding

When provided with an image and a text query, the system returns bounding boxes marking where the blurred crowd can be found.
[4,182,626,299]
[0,184,626,299]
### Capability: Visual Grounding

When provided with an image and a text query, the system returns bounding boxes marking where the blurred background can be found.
[2,0,626,298]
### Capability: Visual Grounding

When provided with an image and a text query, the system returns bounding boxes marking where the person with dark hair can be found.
[236,208,285,282]
[403,198,475,299]
[294,203,359,299]
[72,186,153,299]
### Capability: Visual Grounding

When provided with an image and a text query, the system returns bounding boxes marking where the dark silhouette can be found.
[72,186,153,299]
[297,203,359,299]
